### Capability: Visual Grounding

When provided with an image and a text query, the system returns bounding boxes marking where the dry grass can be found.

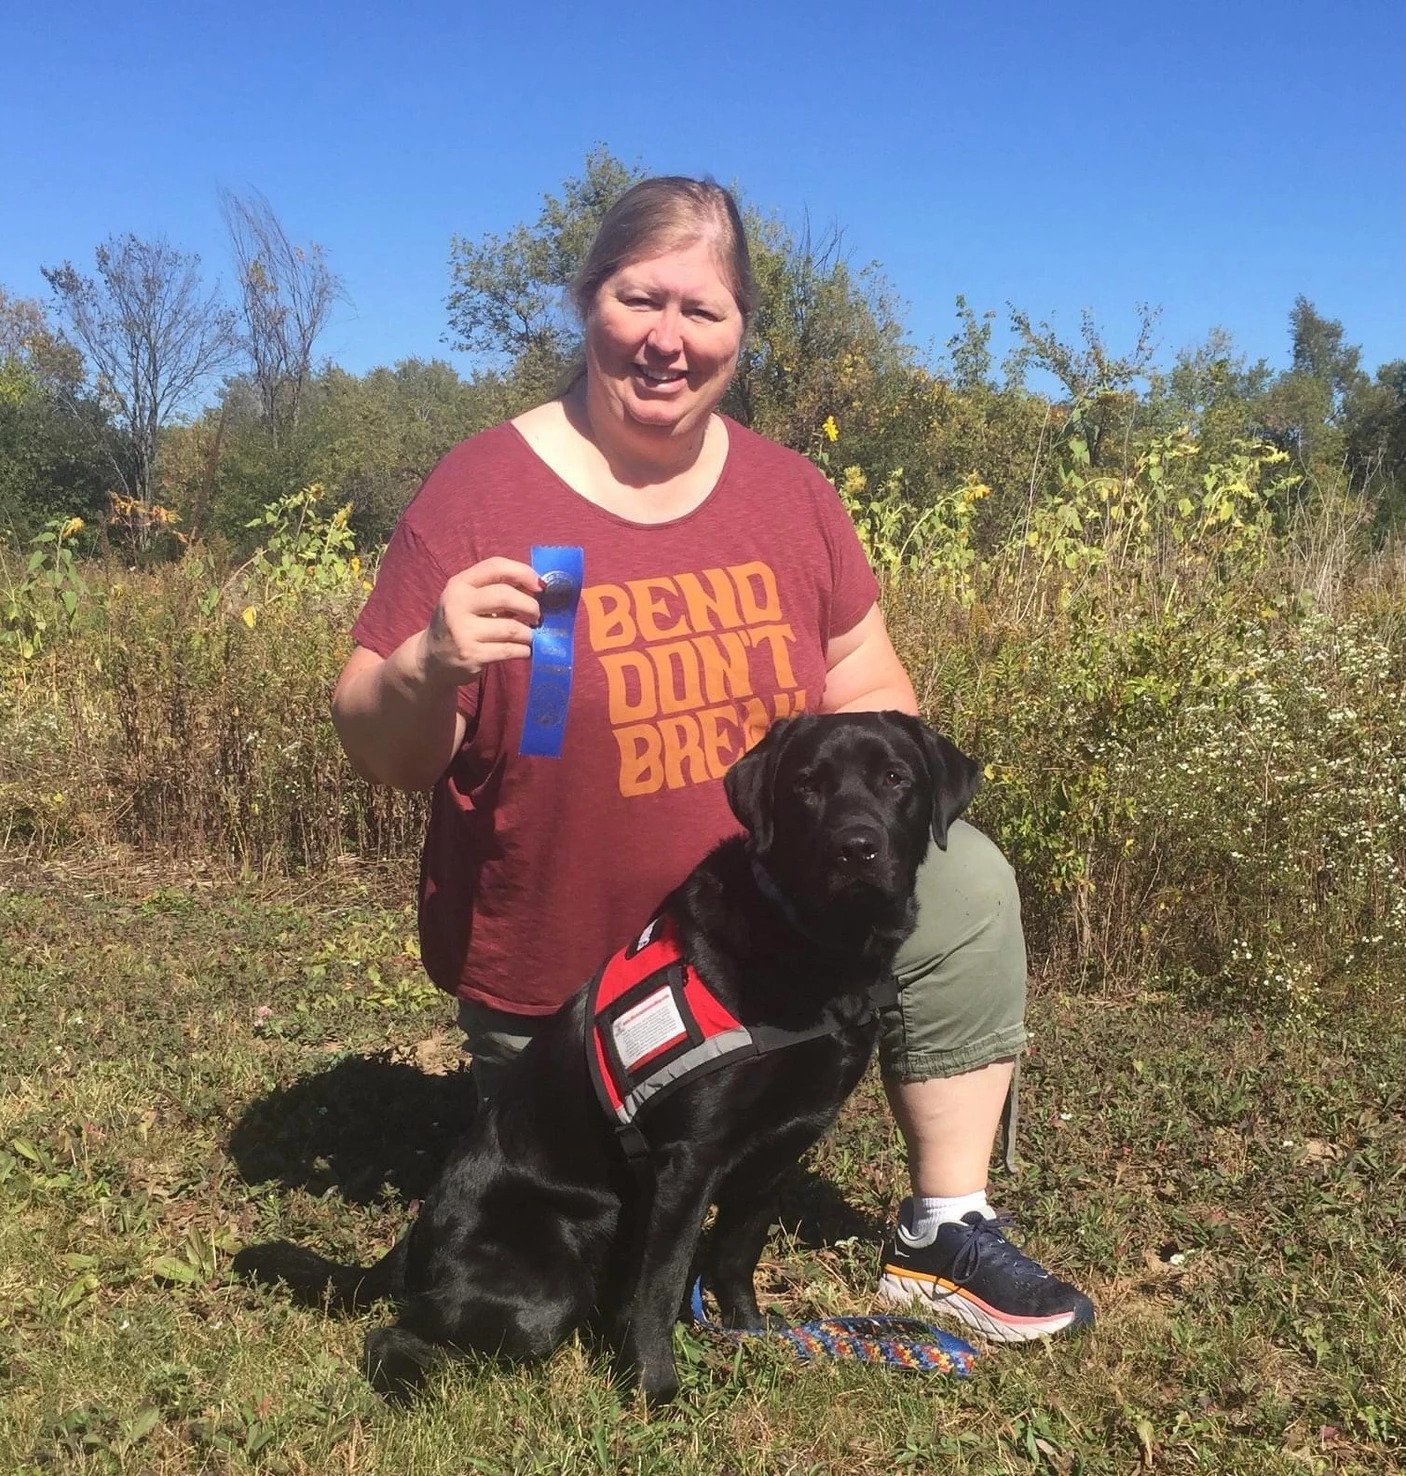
[2,857,1403,1473]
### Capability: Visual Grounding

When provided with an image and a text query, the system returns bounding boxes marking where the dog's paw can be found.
[638,1366,680,1410]
[364,1326,435,1404]
[611,1345,680,1410]
[719,1306,788,1334]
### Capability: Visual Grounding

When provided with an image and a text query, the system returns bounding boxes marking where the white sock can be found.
[898,1191,994,1247]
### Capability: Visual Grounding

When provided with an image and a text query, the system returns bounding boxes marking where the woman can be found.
[333,177,1092,1345]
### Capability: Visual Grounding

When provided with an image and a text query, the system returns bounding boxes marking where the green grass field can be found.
[2,850,1401,1474]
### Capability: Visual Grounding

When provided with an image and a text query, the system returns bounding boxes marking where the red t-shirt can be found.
[351,416,879,1014]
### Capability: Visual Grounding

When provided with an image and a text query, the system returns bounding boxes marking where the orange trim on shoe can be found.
[880,1265,1081,1331]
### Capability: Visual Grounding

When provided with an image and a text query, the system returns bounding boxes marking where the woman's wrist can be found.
[410,626,472,695]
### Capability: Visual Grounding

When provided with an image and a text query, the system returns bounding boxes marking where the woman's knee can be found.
[456,999,538,1104]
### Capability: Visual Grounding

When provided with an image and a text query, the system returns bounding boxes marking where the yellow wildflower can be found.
[59,517,85,539]
[822,415,839,443]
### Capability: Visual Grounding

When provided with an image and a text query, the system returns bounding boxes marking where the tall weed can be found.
[3,449,1402,1011]
[0,488,423,868]
[887,548,1405,1011]
[97,559,422,868]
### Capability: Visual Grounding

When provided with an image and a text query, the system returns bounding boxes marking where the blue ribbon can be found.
[520,545,584,759]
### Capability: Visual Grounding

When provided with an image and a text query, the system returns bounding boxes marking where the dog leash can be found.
[687,1276,979,1376]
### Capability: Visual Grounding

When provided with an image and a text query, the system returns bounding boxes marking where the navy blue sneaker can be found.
[878,1207,1095,1343]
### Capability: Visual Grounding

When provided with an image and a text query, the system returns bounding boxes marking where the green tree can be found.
[1254,299,1370,471]
[1145,326,1274,455]
[1006,303,1161,467]
[0,288,112,540]
[298,358,510,545]
[1288,295,1366,411]
[1344,360,1406,533]
[179,358,513,550]
[724,217,916,456]
[944,295,996,393]
[446,146,642,398]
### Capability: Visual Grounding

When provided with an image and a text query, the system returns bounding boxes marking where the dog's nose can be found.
[836,827,882,868]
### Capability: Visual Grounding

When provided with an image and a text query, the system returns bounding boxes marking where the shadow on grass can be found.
[774,1170,886,1247]
[227,1052,880,1248]
[227,1052,479,1205]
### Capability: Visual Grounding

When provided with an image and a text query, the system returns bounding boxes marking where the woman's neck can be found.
[567,380,712,488]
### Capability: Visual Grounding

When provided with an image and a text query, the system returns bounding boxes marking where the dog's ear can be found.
[723,718,794,853]
[901,717,981,850]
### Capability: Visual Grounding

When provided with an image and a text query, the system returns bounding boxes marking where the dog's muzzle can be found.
[832,822,885,871]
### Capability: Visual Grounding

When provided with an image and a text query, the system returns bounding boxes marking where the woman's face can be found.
[583,238,745,447]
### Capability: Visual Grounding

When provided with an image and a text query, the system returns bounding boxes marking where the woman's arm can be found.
[332,641,467,791]
[332,556,543,791]
[819,602,918,716]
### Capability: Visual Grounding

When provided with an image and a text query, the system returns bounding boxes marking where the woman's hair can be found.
[568,177,757,326]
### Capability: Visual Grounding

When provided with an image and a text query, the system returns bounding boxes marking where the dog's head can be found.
[723,712,981,913]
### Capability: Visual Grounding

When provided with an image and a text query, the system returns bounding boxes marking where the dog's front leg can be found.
[613,1145,717,1408]
[707,1179,787,1332]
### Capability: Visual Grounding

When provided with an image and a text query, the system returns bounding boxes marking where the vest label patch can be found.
[612,985,688,1071]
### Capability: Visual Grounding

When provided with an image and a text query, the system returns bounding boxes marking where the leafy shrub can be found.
[887,560,1405,1012]
[0,515,90,659]
[3,439,1402,1014]
[0,490,421,869]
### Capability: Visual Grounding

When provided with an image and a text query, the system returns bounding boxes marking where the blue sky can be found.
[3,0,1402,391]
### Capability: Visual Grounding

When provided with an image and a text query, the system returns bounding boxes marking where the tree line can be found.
[3,148,1403,559]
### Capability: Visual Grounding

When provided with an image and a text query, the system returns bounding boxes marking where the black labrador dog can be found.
[233,711,979,1405]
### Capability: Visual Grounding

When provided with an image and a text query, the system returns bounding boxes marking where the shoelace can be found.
[945,1212,1049,1287]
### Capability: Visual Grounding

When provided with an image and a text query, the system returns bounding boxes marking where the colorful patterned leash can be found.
[687,1276,979,1375]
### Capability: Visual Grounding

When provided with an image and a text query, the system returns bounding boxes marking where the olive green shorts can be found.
[458,820,1027,1099]
[880,819,1028,1083]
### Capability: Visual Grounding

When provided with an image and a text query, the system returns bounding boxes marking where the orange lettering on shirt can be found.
[675,568,743,632]
[583,584,637,651]
[615,724,664,797]
[649,640,705,715]
[697,704,744,779]
[628,577,689,642]
[746,623,799,688]
[731,561,782,623]
[694,631,753,704]
[601,650,657,723]
[659,715,710,790]
[738,697,774,753]
[775,689,808,717]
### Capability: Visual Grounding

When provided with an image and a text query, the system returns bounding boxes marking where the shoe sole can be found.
[877,1267,1091,1345]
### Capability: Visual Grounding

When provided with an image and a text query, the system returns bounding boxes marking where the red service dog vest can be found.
[588,914,754,1134]
[586,910,895,1167]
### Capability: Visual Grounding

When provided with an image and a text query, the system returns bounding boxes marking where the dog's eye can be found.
[881,769,907,788]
